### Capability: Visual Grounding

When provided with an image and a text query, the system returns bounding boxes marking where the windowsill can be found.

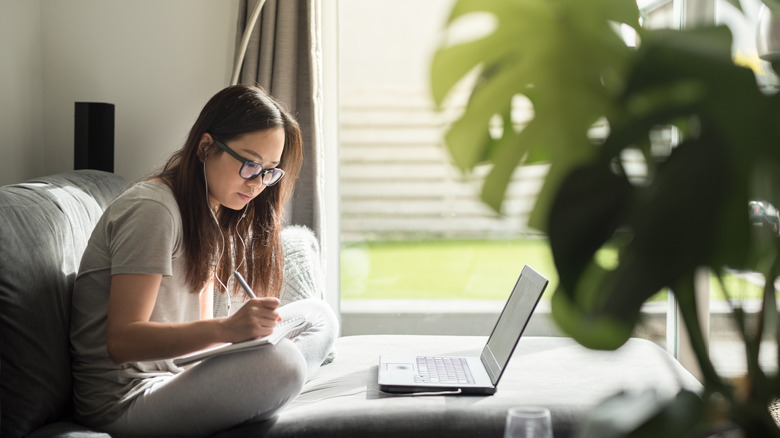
[341,298,539,314]
[340,299,557,337]
[339,299,747,341]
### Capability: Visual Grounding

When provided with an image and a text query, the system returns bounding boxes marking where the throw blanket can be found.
[213,225,326,316]
[213,225,335,364]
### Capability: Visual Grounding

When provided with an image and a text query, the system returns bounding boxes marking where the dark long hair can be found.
[156,85,303,297]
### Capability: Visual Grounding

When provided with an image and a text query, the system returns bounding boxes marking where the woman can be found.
[70,84,338,436]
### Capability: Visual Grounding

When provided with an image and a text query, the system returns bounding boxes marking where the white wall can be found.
[0,0,46,184]
[0,0,239,185]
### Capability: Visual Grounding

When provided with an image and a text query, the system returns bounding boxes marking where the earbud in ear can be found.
[199,146,210,163]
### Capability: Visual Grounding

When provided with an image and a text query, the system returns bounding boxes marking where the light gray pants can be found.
[101,299,338,437]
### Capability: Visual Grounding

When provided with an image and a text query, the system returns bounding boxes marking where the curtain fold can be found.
[235,0,323,242]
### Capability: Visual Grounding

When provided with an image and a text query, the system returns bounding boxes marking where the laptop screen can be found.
[480,265,548,385]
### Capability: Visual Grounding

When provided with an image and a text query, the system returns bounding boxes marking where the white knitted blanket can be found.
[212,225,335,363]
[213,225,326,316]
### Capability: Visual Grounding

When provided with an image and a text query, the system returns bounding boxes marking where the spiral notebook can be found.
[173,317,306,366]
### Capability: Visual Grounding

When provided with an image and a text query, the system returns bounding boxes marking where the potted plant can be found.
[431,0,780,435]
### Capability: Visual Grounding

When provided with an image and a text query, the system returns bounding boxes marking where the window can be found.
[333,1,740,377]
[337,0,555,336]
[335,0,672,348]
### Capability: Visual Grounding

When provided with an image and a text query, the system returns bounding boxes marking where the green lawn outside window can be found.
[340,239,764,302]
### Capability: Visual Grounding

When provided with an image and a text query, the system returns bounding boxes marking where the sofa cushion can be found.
[217,335,702,438]
[0,170,126,437]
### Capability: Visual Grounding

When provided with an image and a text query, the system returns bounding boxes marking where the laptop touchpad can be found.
[385,363,415,372]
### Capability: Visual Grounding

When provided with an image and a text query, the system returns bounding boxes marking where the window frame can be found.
[321,0,341,323]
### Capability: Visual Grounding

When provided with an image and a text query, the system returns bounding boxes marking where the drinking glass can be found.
[503,406,553,438]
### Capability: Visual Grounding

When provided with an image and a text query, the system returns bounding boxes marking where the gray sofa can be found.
[0,170,702,437]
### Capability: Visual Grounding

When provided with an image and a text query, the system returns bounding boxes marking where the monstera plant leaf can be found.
[548,26,780,351]
[578,389,705,438]
[433,0,780,436]
[431,0,639,226]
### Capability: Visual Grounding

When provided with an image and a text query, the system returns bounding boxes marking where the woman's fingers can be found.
[225,297,282,341]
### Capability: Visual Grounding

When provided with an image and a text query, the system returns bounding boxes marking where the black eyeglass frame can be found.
[213,139,285,186]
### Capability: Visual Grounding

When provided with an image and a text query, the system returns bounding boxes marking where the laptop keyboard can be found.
[414,356,474,384]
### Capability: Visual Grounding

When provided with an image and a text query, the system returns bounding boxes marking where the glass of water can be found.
[504,406,553,438]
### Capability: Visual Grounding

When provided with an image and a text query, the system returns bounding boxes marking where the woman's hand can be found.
[220,297,281,343]
[106,273,281,365]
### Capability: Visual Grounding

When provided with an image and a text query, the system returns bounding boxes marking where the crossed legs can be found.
[101,299,337,437]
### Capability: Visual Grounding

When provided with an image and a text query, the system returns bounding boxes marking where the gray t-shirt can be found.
[70,181,201,427]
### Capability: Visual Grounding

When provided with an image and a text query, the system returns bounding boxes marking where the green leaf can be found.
[578,389,704,438]
[431,1,780,434]
[527,158,587,232]
[432,0,637,213]
[430,36,499,108]
[610,27,765,274]
[431,0,552,106]
[444,66,524,170]
[480,130,524,212]
[633,390,705,437]
[547,161,632,293]
[673,276,725,390]
[551,275,634,350]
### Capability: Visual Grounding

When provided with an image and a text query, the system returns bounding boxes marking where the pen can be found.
[233,270,257,299]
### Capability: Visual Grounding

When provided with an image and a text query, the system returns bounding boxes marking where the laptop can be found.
[378,264,549,395]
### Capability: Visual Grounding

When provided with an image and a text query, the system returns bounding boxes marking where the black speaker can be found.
[74,102,115,172]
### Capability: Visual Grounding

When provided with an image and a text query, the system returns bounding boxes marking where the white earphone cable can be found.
[235,203,250,269]
[204,158,228,296]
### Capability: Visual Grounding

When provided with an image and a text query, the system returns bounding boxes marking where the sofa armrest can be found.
[0,170,126,437]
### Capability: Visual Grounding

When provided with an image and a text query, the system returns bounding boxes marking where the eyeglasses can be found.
[213,140,285,186]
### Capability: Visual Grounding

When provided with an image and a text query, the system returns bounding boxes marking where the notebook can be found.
[378,264,549,395]
[173,317,306,367]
